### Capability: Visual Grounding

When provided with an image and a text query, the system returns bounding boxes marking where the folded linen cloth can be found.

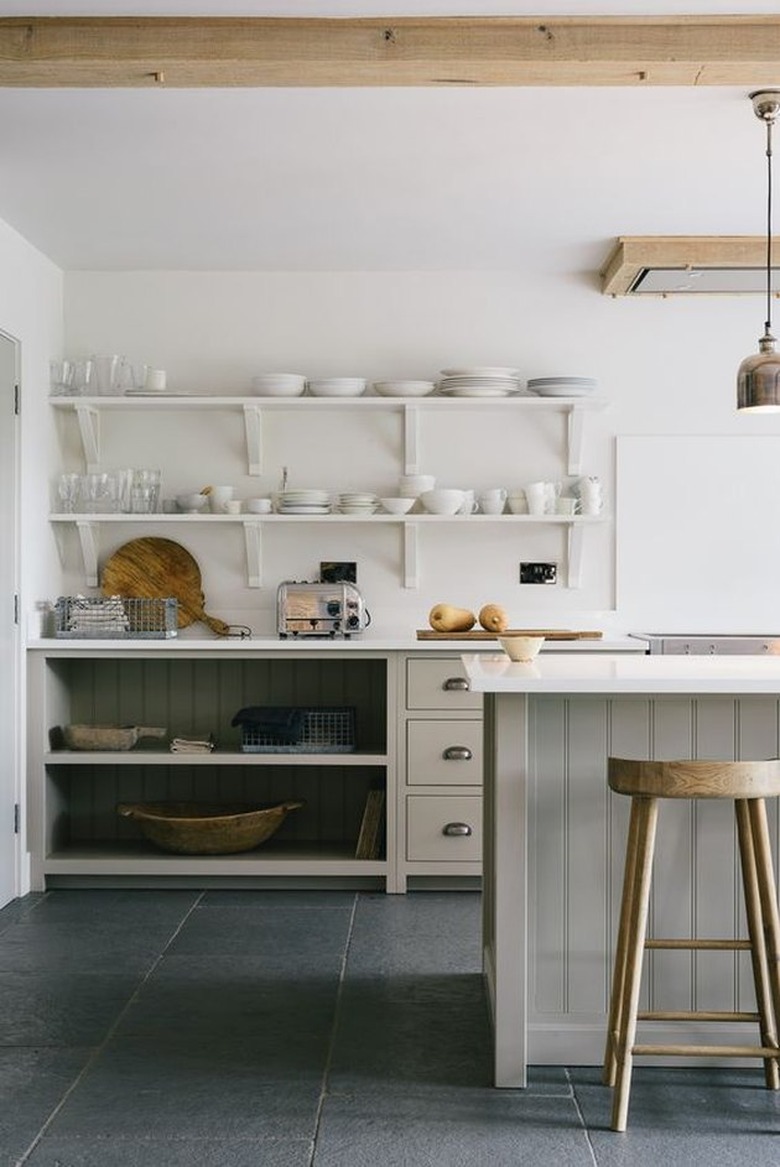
[65,595,129,634]
[170,736,214,754]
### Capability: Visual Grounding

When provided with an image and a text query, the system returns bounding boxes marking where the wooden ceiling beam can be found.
[1,15,780,88]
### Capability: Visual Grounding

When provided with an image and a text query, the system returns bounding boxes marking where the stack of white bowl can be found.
[372,380,435,397]
[337,492,377,514]
[277,490,331,514]
[307,378,367,397]
[251,373,306,397]
[526,376,598,398]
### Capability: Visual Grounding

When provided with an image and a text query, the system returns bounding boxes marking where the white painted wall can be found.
[61,268,780,636]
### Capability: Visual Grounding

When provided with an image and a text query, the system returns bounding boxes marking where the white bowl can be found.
[372,380,435,397]
[498,635,545,662]
[307,378,367,397]
[251,374,306,396]
[176,493,209,514]
[419,489,465,516]
[380,497,415,515]
[246,497,273,514]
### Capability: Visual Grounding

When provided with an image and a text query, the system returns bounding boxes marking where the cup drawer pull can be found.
[442,677,469,692]
[442,746,473,761]
[442,821,473,837]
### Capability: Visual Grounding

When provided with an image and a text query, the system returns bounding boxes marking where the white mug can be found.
[144,368,167,392]
[478,487,507,515]
[555,497,580,516]
[524,482,548,516]
[209,485,234,513]
[457,489,478,515]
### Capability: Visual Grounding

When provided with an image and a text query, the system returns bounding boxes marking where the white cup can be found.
[144,368,167,392]
[209,485,234,513]
[399,474,435,498]
[457,489,478,515]
[224,499,242,514]
[246,497,273,514]
[524,482,548,516]
[555,497,580,516]
[478,487,507,515]
[580,497,603,516]
[508,494,528,514]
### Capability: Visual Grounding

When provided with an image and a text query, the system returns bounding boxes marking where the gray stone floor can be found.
[0,888,778,1165]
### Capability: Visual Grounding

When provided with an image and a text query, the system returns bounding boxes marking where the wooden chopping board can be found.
[101,537,231,637]
[416,629,603,640]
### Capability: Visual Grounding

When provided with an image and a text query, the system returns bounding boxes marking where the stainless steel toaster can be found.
[277,581,370,638]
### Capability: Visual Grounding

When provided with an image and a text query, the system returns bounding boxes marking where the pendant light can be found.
[737,89,780,412]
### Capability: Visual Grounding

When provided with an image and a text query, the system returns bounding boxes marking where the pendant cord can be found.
[766,114,774,337]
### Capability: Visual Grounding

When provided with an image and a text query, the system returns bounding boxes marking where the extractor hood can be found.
[601,236,780,295]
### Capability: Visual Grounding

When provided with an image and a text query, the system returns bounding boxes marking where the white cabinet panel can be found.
[406,658,482,711]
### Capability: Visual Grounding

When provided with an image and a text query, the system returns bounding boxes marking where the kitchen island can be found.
[462,652,780,1087]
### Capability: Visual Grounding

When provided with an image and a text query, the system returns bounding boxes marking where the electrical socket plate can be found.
[320,561,357,583]
[520,562,557,585]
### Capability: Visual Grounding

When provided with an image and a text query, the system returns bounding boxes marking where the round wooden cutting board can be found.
[101,537,231,637]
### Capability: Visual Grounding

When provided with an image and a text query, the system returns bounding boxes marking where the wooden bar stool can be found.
[604,757,780,1132]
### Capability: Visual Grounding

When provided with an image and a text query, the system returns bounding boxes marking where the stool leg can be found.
[604,797,642,1087]
[735,799,780,1088]
[748,798,780,1080]
[611,795,659,1133]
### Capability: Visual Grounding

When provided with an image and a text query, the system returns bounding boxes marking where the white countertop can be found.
[26,634,642,654]
[463,652,780,694]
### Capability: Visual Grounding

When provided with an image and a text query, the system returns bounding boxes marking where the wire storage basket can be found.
[239,706,356,754]
[54,596,179,639]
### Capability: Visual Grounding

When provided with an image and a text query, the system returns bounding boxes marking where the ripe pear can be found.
[428,604,477,633]
[479,603,510,633]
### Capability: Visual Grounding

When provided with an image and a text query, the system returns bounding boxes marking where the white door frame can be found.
[0,328,21,908]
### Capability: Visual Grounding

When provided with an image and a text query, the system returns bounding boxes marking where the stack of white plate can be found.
[307,378,367,397]
[277,489,331,514]
[372,380,435,397]
[526,376,598,398]
[437,366,522,397]
[250,373,306,396]
[337,492,378,515]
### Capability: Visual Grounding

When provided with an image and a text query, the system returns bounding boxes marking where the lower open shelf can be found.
[44,839,388,878]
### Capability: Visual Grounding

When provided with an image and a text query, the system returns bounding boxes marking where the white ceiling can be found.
[0,2,776,271]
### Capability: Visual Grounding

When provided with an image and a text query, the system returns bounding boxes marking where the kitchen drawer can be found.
[407,719,482,786]
[406,795,482,862]
[406,658,482,711]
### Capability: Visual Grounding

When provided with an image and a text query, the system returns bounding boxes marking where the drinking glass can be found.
[57,472,81,513]
[132,469,161,512]
[49,360,74,396]
[82,471,118,514]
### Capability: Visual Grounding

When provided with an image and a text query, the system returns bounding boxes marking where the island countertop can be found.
[462,651,780,694]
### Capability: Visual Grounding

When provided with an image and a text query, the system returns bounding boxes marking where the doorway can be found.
[0,330,19,907]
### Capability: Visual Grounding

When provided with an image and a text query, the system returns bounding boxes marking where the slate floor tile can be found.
[0,973,140,1046]
[45,1038,324,1141]
[165,904,352,968]
[0,1047,93,1167]
[25,1136,314,1167]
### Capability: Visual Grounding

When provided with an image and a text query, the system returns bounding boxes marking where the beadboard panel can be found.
[527,694,780,1057]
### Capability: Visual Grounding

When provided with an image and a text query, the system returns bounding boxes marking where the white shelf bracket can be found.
[75,521,99,587]
[403,522,419,589]
[567,522,584,589]
[567,406,585,477]
[243,520,263,588]
[243,405,263,476]
[75,405,101,473]
[403,405,420,476]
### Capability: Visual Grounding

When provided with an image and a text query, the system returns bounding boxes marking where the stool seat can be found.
[604,757,780,1132]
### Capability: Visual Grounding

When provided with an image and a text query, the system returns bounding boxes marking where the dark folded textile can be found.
[230,706,305,742]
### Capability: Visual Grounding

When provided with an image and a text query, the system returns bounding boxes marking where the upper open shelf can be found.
[51,394,607,478]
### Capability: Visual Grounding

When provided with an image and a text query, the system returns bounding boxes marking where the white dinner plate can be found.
[440,366,520,378]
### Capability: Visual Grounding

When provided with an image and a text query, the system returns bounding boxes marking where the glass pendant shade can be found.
[737,332,780,412]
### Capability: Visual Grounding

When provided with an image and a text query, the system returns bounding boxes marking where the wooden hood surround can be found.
[0,14,779,88]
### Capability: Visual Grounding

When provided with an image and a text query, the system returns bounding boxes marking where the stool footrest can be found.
[645,939,751,950]
[634,1043,780,1058]
[637,1010,760,1022]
